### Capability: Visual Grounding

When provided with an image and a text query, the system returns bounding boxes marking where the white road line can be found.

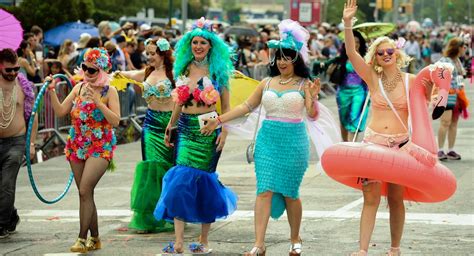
[19,210,474,226]
[333,197,364,216]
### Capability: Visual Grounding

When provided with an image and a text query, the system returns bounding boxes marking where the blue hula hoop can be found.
[25,74,74,204]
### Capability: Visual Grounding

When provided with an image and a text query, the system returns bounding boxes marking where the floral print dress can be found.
[65,85,117,162]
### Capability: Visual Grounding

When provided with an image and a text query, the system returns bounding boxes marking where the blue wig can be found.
[173,18,234,90]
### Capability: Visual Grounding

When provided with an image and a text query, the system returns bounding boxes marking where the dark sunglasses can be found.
[376,48,395,56]
[4,66,21,73]
[81,63,99,74]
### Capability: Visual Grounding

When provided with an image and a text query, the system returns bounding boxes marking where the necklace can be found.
[0,85,18,129]
[279,75,294,85]
[381,71,402,92]
[193,57,209,68]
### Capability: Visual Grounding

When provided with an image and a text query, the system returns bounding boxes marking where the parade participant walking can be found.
[114,38,176,233]
[437,37,467,161]
[315,30,369,141]
[46,47,120,253]
[153,17,237,254]
[202,19,320,256]
[0,48,38,238]
[342,0,419,255]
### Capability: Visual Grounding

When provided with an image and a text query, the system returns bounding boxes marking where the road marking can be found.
[19,210,474,226]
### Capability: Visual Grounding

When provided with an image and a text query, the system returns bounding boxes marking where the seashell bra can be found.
[143,79,173,99]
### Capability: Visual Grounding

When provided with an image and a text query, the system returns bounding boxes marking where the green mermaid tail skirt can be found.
[129,109,174,232]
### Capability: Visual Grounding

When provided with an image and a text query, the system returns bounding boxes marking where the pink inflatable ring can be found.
[322,63,457,203]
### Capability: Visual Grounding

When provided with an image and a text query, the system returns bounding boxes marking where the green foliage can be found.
[90,0,143,21]
[5,0,94,31]
[326,0,375,25]
[411,0,471,25]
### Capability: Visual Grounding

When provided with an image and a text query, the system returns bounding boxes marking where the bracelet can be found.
[344,27,353,30]
[243,101,254,111]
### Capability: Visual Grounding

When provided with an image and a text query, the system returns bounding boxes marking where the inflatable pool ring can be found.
[321,63,457,202]
[25,74,75,204]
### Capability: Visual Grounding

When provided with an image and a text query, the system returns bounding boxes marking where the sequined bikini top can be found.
[143,79,173,99]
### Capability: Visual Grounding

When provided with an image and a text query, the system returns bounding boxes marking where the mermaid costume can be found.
[254,78,310,219]
[129,79,175,232]
[153,76,237,223]
[336,61,370,132]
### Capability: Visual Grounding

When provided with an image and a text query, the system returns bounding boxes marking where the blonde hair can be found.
[364,36,412,73]
[58,39,73,58]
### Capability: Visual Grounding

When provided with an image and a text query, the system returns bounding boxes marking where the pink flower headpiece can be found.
[192,17,213,32]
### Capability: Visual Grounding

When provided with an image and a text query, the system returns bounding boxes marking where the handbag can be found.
[328,61,344,85]
[246,78,270,164]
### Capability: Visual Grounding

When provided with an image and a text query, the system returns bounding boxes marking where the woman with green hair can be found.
[153,17,237,254]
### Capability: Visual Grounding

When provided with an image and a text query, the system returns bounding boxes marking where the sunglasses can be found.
[376,48,395,56]
[81,63,99,74]
[3,66,21,73]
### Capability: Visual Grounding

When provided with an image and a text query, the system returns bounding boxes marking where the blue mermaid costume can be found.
[336,61,370,132]
[153,77,237,224]
[255,79,310,219]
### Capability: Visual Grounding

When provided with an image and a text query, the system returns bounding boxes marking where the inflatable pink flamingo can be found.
[321,62,457,203]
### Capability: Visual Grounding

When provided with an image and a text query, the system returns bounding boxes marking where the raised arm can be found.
[343,0,372,82]
[47,77,78,117]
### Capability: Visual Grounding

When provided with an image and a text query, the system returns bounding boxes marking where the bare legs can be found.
[70,157,108,239]
[356,182,405,254]
[438,110,459,150]
[172,219,211,253]
[245,191,302,255]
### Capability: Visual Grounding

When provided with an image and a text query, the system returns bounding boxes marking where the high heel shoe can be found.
[289,239,302,255]
[85,236,101,251]
[386,247,401,256]
[244,245,266,256]
[70,238,87,253]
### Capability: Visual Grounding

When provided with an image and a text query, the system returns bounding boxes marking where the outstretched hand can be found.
[343,0,358,22]
[200,118,219,136]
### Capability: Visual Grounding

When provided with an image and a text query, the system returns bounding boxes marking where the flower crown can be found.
[191,17,213,32]
[144,38,171,52]
[83,47,112,72]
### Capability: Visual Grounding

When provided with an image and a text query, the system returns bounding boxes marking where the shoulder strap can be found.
[298,78,305,91]
[251,77,272,143]
[377,77,409,132]
[78,83,84,95]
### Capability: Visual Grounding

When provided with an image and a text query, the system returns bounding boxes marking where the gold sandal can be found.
[70,238,87,253]
[86,236,102,251]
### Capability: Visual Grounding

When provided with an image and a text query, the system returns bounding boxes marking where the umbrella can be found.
[224,26,259,37]
[0,9,24,50]
[44,22,99,46]
[338,22,396,40]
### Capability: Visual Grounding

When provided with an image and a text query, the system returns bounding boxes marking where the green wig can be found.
[173,17,234,90]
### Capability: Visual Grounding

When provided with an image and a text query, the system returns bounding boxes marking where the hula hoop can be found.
[25,74,74,204]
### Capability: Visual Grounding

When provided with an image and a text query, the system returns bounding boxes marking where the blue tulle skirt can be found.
[153,166,238,224]
[153,113,238,224]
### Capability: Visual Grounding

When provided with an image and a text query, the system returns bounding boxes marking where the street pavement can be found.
[1,80,473,256]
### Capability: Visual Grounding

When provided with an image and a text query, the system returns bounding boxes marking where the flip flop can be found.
[189,242,213,254]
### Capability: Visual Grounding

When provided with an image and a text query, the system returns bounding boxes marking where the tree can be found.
[91,0,144,21]
[5,0,94,31]
[325,0,375,25]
